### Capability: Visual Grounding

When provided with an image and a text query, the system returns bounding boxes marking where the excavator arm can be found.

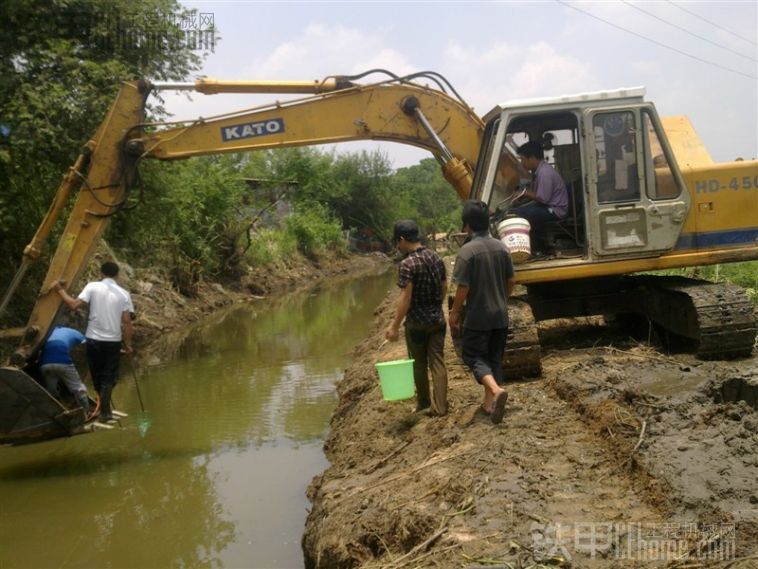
[0,72,498,443]
[9,73,487,364]
[140,77,484,179]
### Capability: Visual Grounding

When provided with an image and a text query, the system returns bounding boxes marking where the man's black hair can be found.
[393,219,421,243]
[461,200,490,232]
[517,140,544,160]
[101,261,119,278]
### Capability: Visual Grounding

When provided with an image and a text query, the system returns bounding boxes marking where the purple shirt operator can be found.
[533,161,569,219]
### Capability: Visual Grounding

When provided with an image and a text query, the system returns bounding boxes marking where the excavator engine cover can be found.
[0,367,87,445]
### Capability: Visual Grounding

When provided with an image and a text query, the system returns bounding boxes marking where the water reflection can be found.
[0,435,235,568]
[0,269,394,568]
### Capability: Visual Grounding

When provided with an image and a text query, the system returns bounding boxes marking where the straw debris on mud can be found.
[303,288,757,569]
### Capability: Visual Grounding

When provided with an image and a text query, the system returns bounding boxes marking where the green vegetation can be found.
[0,0,208,317]
[650,261,758,304]
[392,158,463,237]
[105,149,452,291]
[284,204,346,260]
[0,1,463,322]
[0,0,206,249]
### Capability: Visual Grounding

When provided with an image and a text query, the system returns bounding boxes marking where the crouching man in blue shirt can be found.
[39,326,90,416]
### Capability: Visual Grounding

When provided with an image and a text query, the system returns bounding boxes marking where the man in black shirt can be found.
[386,220,449,416]
[449,201,515,424]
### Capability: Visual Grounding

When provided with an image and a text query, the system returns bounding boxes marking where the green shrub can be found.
[648,261,758,304]
[284,204,346,259]
[246,230,276,266]
[109,155,248,278]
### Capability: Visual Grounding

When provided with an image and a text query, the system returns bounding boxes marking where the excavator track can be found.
[640,276,757,360]
[504,297,542,379]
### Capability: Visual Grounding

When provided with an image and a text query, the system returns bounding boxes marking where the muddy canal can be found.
[0,270,394,569]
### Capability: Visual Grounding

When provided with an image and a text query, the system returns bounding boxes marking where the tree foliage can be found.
[1,0,205,198]
[391,158,463,236]
[240,148,457,242]
[0,2,464,318]
[108,155,248,279]
[0,0,207,311]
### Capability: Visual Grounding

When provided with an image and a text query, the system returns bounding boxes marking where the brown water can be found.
[0,270,394,569]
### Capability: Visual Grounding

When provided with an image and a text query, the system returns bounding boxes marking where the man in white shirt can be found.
[54,261,134,422]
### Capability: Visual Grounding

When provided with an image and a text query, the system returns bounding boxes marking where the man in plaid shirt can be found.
[385,220,448,416]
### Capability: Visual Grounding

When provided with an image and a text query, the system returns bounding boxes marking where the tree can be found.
[0,0,211,319]
[392,158,462,237]
[241,147,399,241]
[108,154,249,287]
[328,151,396,240]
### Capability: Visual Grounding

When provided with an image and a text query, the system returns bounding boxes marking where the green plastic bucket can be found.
[375,359,415,401]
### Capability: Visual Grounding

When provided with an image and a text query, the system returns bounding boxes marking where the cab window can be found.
[593,111,640,203]
[642,109,680,200]
[489,133,529,212]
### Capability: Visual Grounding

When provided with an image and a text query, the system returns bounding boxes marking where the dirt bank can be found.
[127,252,391,359]
[302,289,757,568]
[0,249,391,364]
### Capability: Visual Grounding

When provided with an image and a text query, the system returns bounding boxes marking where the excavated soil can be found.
[302,289,758,569]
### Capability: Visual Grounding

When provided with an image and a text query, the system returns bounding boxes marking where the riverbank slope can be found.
[302,288,757,568]
[0,249,391,364]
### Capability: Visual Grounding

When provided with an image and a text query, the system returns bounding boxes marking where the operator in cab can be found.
[510,140,569,257]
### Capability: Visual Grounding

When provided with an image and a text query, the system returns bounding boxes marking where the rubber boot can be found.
[99,385,114,422]
[75,393,90,417]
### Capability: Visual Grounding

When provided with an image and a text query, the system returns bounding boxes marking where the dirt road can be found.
[303,289,757,568]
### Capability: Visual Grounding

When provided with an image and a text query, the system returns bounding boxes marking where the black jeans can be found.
[461,328,508,385]
[86,339,122,393]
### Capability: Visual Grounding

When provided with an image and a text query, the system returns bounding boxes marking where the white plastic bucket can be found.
[497,218,531,264]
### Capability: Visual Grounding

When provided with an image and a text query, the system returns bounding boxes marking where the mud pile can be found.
[302,292,758,568]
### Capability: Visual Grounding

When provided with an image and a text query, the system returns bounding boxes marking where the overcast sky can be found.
[164,0,757,168]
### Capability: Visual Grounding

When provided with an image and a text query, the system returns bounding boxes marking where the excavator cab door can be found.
[583,104,690,258]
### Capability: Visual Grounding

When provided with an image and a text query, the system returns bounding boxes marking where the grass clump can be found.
[650,261,757,304]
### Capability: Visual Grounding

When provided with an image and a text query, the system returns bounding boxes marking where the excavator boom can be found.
[0,72,497,445]
[136,79,485,198]
[9,74,487,367]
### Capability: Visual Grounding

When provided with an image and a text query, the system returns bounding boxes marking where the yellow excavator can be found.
[1,70,756,444]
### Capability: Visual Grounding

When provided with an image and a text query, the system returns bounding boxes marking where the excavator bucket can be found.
[0,367,88,445]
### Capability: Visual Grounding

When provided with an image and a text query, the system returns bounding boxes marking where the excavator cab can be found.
[495,111,586,257]
[475,88,691,264]
[473,88,755,364]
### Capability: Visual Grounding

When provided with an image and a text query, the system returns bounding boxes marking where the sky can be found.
[162,0,758,169]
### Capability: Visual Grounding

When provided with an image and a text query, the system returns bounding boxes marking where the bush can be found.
[108,155,248,280]
[649,261,758,304]
[284,204,346,260]
[246,228,298,266]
